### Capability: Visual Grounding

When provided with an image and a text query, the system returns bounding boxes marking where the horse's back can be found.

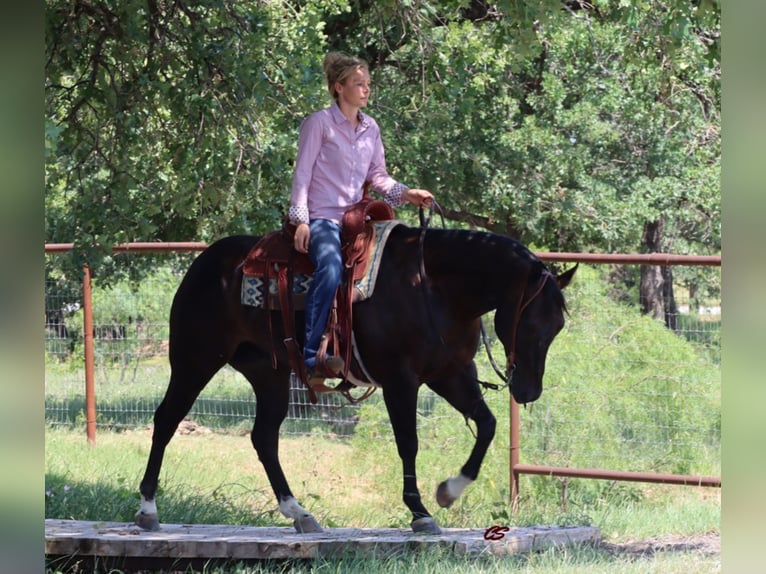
[171,235,260,318]
[192,234,261,271]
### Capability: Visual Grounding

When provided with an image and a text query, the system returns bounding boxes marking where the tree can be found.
[46,0,331,273]
[364,0,719,318]
[46,0,720,315]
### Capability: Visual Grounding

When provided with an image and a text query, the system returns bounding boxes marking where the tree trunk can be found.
[662,265,678,331]
[640,219,665,320]
[640,217,679,330]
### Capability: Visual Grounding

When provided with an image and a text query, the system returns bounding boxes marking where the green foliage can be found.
[45,0,330,274]
[46,1,720,283]
[526,265,720,480]
[377,1,719,257]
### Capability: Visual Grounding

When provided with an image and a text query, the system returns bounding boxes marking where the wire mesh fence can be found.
[517,261,721,478]
[44,249,720,478]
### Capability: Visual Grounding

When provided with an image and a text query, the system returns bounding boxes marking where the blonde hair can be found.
[323,52,368,100]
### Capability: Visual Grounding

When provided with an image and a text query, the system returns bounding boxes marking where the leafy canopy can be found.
[46,0,719,277]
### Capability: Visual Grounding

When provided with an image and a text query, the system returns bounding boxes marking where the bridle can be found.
[481,270,552,390]
[504,271,552,378]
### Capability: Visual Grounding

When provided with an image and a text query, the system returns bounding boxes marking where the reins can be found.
[417,202,447,347]
[417,200,445,289]
[479,320,507,390]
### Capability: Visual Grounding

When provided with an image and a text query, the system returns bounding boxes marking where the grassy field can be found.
[45,425,720,573]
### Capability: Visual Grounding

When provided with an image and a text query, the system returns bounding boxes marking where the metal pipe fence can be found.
[44,242,721,500]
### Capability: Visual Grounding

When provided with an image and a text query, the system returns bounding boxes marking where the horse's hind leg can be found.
[427,362,497,509]
[229,345,322,533]
[135,352,225,531]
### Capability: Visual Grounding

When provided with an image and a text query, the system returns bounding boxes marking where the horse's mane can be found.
[422,228,545,279]
[414,227,567,312]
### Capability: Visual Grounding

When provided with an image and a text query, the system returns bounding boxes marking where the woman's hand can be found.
[294,223,310,254]
[403,188,434,209]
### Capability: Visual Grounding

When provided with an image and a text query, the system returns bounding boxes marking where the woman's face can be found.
[336,67,370,109]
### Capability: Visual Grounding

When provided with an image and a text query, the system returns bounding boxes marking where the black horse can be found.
[135,224,576,534]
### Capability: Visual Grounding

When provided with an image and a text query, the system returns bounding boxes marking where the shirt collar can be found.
[330,102,369,130]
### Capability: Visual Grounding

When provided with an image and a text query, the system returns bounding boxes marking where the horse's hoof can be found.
[436,480,456,508]
[134,511,161,531]
[411,516,441,535]
[293,515,323,533]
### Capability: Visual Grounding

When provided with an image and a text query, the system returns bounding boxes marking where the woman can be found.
[289,52,434,377]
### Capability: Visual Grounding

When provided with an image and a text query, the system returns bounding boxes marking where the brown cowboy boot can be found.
[308,331,345,380]
[309,354,344,381]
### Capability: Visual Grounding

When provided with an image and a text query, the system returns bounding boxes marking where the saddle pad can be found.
[240,220,402,310]
[352,219,401,301]
[241,274,313,309]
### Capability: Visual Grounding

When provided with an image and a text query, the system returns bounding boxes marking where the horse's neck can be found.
[423,229,535,317]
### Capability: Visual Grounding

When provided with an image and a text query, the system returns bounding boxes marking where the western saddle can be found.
[242,191,395,404]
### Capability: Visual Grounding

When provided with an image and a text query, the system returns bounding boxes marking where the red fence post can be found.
[510,395,520,511]
[82,264,97,445]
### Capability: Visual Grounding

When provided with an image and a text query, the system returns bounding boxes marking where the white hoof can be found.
[279,496,322,533]
[436,480,456,508]
[436,473,473,508]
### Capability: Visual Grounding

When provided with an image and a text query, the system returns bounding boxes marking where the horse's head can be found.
[494,264,577,404]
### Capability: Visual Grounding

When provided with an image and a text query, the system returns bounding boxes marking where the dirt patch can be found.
[143,418,213,436]
[175,419,212,435]
[600,531,720,558]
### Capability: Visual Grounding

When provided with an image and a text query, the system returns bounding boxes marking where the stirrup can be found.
[314,355,344,378]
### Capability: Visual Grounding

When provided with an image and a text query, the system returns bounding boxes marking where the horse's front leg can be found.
[427,363,497,509]
[382,381,441,534]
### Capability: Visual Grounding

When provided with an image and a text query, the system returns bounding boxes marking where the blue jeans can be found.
[303,219,343,368]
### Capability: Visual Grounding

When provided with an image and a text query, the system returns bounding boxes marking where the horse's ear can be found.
[555,264,578,290]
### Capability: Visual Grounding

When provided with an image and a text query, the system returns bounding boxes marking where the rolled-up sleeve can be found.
[289,114,323,224]
[365,122,408,207]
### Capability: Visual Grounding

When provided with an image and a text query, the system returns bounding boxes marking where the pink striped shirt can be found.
[289,103,408,225]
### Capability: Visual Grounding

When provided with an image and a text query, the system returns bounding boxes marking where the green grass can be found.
[47,545,718,574]
[45,426,720,573]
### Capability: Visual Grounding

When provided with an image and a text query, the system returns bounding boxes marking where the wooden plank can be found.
[45,519,600,560]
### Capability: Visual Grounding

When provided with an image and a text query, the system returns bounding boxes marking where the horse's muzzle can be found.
[510,384,542,405]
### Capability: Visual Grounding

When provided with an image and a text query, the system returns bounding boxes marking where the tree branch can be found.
[438,206,524,239]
